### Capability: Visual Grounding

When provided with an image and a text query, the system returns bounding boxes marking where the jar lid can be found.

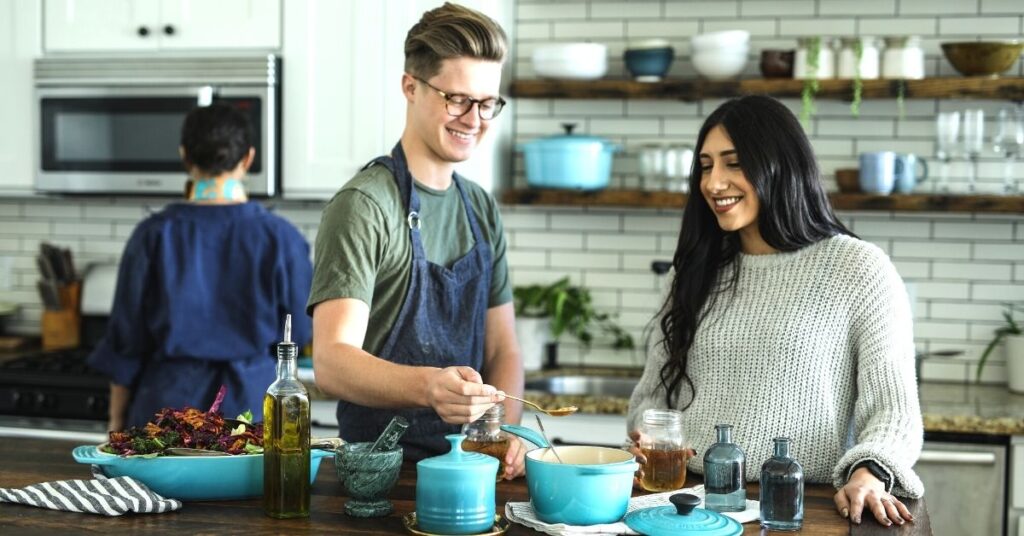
[417,434,499,471]
[624,494,743,536]
[627,38,672,50]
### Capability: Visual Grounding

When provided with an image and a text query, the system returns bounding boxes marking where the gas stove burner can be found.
[0,348,109,421]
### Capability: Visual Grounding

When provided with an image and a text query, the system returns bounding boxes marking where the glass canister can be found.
[837,36,880,79]
[794,37,835,79]
[416,434,499,535]
[461,404,510,481]
[759,437,804,531]
[663,145,694,193]
[638,409,689,492]
[703,424,747,512]
[882,36,925,79]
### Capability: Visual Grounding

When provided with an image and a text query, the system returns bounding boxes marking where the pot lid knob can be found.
[561,122,577,135]
[670,493,701,516]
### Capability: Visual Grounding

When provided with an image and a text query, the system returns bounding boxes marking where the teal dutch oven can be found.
[501,424,638,525]
[71,444,331,500]
[416,434,499,535]
[518,123,620,191]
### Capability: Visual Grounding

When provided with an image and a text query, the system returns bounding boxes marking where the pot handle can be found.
[500,424,549,448]
[577,461,640,475]
[72,445,117,466]
[561,123,577,135]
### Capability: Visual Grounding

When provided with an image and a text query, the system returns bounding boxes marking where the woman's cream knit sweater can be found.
[627,235,924,498]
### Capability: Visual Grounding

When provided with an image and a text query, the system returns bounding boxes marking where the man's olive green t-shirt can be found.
[307,164,512,356]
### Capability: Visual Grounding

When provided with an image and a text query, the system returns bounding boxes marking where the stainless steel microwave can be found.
[34,54,279,196]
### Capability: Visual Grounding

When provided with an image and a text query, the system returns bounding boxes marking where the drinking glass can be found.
[992,106,1024,194]
[934,111,960,193]
[961,109,985,194]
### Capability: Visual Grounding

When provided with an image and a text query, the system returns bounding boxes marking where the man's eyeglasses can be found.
[412,76,506,120]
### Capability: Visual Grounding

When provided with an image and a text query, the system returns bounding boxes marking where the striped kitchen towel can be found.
[0,469,182,516]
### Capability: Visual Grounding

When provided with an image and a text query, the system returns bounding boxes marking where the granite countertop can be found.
[522,368,1024,436]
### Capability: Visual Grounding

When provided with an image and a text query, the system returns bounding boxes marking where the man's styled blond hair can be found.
[404,2,507,79]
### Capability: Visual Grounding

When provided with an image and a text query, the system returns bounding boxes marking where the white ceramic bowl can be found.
[532,43,608,80]
[690,30,750,52]
[692,49,749,80]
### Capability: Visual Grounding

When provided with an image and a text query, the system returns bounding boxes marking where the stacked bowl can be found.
[690,30,750,80]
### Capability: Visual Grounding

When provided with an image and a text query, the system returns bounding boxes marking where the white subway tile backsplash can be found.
[623,214,681,233]
[915,320,970,340]
[980,0,1024,13]
[590,117,663,136]
[973,283,1024,301]
[920,360,967,382]
[0,220,49,236]
[937,17,1020,35]
[552,100,624,116]
[899,0,979,15]
[893,260,930,279]
[550,212,622,231]
[816,119,896,138]
[743,0,816,17]
[514,231,585,250]
[933,261,1011,281]
[552,21,624,39]
[516,21,551,40]
[666,1,739,18]
[583,270,658,290]
[550,251,620,269]
[53,222,112,238]
[626,100,701,117]
[929,302,1007,321]
[517,3,587,21]
[626,21,700,39]
[592,2,662,19]
[26,204,82,219]
[913,281,971,300]
[891,240,971,259]
[700,18,777,36]
[855,220,930,238]
[507,250,547,268]
[974,243,1024,261]
[779,18,857,37]
[934,221,1014,241]
[857,17,938,35]
[0,203,20,217]
[819,0,896,16]
[586,232,659,251]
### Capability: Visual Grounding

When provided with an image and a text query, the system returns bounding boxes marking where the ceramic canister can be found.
[416,434,499,535]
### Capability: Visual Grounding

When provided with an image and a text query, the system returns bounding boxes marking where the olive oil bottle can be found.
[263,314,311,518]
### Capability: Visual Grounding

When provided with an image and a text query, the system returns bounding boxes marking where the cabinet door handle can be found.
[137,26,150,37]
[163,25,175,36]
[918,450,996,465]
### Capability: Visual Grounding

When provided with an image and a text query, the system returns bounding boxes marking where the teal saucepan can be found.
[501,424,638,525]
[72,445,332,501]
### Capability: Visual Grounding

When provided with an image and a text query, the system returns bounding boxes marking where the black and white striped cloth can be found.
[0,468,182,516]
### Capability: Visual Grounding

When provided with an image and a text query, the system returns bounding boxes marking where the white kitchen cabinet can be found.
[44,0,280,53]
[280,0,513,199]
[0,0,41,194]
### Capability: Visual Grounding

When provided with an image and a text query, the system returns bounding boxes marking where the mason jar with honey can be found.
[460,403,510,480]
[638,408,690,492]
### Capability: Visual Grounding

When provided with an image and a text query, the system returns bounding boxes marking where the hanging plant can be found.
[896,78,906,120]
[800,36,821,124]
[850,38,863,117]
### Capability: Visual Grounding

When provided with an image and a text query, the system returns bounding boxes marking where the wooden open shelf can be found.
[501,189,1024,214]
[510,77,1024,102]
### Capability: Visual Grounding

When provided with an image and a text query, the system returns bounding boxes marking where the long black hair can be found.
[658,95,855,409]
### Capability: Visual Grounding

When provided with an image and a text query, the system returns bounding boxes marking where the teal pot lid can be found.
[519,123,617,151]
[416,434,497,471]
[624,494,743,536]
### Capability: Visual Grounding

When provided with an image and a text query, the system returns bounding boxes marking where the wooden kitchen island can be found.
[0,438,930,535]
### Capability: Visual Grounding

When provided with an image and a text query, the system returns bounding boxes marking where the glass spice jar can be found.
[837,36,880,80]
[882,35,925,79]
[638,408,689,492]
[461,404,510,481]
[794,36,835,80]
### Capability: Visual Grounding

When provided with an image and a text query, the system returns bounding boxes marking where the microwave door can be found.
[35,87,269,195]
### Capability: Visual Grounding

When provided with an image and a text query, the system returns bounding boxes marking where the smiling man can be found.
[306,2,525,472]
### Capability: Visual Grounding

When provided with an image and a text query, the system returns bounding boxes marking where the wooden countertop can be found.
[0,437,930,535]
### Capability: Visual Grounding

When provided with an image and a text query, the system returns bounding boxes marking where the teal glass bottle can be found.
[759,437,804,531]
[702,424,746,512]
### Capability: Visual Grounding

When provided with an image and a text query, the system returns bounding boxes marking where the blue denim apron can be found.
[336,142,492,461]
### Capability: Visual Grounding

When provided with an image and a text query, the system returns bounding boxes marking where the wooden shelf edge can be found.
[510,77,1024,101]
[501,189,1024,214]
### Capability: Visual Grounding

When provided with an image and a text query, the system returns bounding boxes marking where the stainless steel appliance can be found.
[34,55,279,196]
[916,433,1009,536]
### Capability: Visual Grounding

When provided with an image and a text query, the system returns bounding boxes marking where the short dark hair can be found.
[404,2,507,79]
[180,103,252,176]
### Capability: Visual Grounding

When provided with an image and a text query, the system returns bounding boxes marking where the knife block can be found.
[42,280,81,350]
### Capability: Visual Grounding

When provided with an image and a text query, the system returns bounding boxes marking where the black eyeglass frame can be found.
[412,75,507,120]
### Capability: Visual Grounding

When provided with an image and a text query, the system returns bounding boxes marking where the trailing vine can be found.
[800,36,821,124]
[896,78,906,119]
[850,38,863,117]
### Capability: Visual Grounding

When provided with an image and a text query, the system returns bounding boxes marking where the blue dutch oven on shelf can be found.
[518,123,620,191]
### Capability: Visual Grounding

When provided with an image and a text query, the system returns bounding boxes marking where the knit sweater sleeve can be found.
[831,247,924,498]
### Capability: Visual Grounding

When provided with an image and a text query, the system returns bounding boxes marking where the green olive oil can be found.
[263,314,311,519]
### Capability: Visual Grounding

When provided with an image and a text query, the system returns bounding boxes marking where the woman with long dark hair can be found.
[627,95,923,526]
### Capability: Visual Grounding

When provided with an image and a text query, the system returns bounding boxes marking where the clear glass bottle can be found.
[703,424,746,512]
[263,314,311,518]
[760,437,804,531]
[461,403,510,481]
[639,409,689,492]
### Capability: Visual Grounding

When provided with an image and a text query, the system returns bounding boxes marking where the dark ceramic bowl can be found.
[835,168,860,193]
[941,41,1023,77]
[624,47,675,81]
[760,49,795,78]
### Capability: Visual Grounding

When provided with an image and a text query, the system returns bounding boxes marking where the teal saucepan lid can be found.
[624,493,743,536]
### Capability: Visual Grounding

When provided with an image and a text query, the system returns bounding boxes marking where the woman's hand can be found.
[500,437,527,480]
[834,467,914,526]
[626,430,648,489]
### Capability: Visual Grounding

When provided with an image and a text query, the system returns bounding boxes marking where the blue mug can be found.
[859,152,900,194]
[894,154,929,194]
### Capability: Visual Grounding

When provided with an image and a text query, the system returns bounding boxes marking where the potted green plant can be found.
[976,303,1024,392]
[513,277,634,370]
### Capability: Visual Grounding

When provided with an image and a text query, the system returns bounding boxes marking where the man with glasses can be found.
[307,2,525,474]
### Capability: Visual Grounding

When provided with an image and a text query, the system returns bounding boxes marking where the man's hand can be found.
[834,467,914,526]
[426,366,501,424]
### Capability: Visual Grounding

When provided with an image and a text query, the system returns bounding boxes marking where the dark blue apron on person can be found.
[336,141,493,461]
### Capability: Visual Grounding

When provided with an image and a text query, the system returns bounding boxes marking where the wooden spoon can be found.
[500,393,578,417]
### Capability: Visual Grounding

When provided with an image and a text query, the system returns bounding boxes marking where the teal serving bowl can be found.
[72,445,331,501]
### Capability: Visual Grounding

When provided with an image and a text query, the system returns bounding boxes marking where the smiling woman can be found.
[627,95,924,529]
